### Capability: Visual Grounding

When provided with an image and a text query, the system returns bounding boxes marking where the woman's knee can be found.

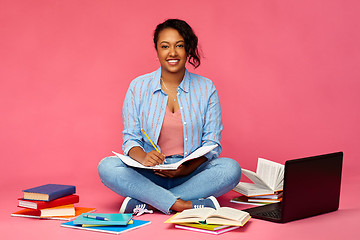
[215,157,242,183]
[98,156,124,177]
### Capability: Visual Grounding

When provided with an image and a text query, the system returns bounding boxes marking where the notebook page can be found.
[112,145,217,170]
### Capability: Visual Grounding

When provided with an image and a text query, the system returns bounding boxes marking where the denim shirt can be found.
[122,68,223,160]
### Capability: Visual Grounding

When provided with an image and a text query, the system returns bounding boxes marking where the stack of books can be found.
[231,191,283,205]
[165,207,251,235]
[231,157,285,205]
[11,184,95,220]
[61,213,151,234]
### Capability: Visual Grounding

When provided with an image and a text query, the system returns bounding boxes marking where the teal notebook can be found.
[61,219,151,234]
[73,213,133,225]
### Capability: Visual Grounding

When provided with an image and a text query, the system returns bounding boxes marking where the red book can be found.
[18,194,80,210]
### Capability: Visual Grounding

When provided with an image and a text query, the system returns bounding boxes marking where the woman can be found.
[98,19,241,215]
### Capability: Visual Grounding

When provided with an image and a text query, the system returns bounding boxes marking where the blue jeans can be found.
[98,155,241,214]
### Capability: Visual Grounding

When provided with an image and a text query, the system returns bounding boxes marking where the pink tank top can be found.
[157,107,184,156]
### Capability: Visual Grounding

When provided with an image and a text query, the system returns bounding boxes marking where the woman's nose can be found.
[169,47,177,56]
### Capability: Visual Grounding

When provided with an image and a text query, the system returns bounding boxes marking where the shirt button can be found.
[184,122,187,125]
[177,92,180,95]
[185,138,188,141]
[180,107,183,110]
[185,152,188,155]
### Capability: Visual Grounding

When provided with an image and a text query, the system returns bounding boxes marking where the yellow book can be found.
[82,220,134,227]
[165,213,230,230]
[40,204,75,217]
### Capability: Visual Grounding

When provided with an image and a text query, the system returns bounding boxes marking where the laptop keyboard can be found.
[256,209,282,219]
[243,202,283,220]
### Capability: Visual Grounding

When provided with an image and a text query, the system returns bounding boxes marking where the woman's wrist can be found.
[128,147,147,164]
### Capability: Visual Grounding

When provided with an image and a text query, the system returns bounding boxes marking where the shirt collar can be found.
[151,67,190,94]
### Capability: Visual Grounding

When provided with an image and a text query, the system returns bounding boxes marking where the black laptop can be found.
[242,152,343,223]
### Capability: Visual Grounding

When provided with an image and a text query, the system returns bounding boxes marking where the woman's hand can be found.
[128,147,165,167]
[141,150,166,167]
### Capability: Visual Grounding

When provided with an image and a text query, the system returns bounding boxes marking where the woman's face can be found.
[156,28,187,75]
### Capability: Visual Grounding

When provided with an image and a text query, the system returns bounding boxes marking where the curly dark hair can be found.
[154,19,201,68]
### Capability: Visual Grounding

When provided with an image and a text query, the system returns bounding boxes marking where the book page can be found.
[256,158,284,190]
[275,167,285,191]
[209,207,249,221]
[170,208,214,223]
[241,169,272,190]
[112,144,217,170]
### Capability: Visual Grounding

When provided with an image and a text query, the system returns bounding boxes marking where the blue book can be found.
[61,219,151,234]
[73,213,133,226]
[23,184,76,201]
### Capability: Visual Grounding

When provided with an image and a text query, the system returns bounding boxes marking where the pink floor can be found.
[2,174,359,240]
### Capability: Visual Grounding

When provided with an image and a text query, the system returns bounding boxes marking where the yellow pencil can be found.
[141,128,160,153]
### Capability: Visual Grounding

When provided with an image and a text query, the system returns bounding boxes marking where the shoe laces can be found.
[133,204,153,216]
[193,204,205,209]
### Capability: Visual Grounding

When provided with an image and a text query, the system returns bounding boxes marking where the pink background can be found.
[1,0,359,239]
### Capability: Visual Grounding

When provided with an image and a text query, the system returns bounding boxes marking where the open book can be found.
[168,207,251,227]
[112,145,217,170]
[234,158,284,197]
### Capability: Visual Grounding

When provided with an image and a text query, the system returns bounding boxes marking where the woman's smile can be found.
[166,59,180,65]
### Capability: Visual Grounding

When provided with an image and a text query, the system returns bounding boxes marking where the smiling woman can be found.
[98,19,241,216]
[154,20,200,113]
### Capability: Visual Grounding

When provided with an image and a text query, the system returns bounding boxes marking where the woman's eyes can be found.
[160,44,184,49]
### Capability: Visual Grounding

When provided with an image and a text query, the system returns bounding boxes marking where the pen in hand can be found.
[83,214,109,221]
[141,128,166,163]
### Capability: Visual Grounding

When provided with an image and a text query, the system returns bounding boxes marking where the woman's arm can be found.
[201,85,223,160]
